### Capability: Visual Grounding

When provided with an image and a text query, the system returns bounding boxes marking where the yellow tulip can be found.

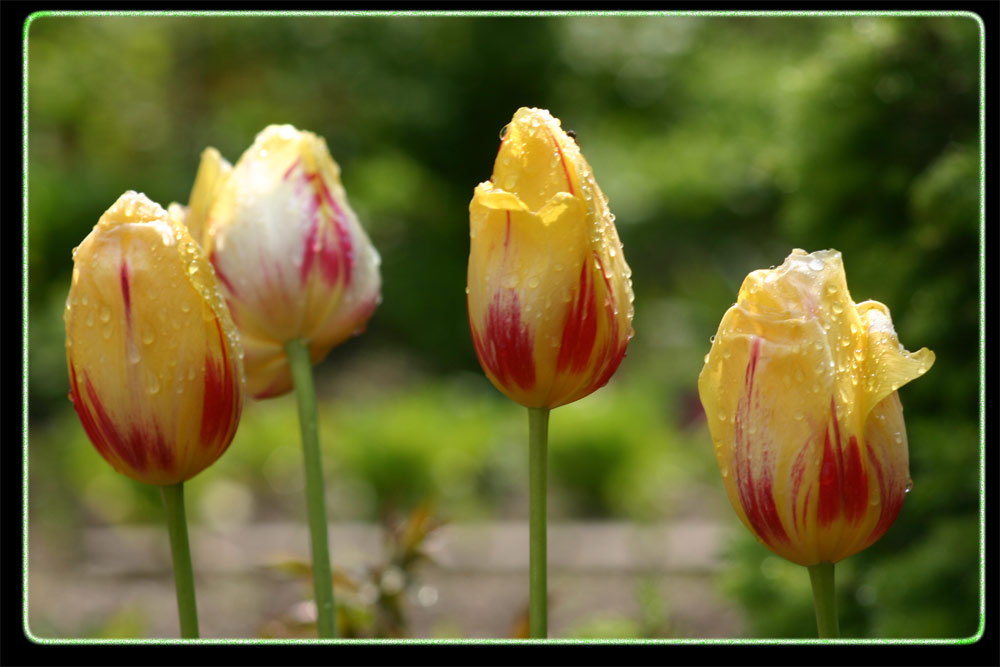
[65,191,245,486]
[188,125,382,398]
[697,249,935,566]
[467,107,634,409]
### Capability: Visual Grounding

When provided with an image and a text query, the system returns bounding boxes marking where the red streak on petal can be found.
[545,126,575,196]
[68,361,113,463]
[817,401,845,526]
[82,374,148,473]
[300,171,353,288]
[864,442,904,547]
[283,157,301,181]
[471,290,536,392]
[733,338,788,545]
[120,262,132,324]
[556,259,598,374]
[210,250,239,298]
[790,440,812,535]
[842,435,869,523]
[200,318,238,454]
[572,253,628,397]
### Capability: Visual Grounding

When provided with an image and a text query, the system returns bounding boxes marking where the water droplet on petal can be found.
[99,305,112,323]
[85,311,95,327]
[904,479,913,494]
[808,258,824,271]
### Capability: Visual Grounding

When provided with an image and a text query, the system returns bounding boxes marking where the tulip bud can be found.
[467,107,634,409]
[190,125,382,398]
[697,249,935,566]
[65,191,245,486]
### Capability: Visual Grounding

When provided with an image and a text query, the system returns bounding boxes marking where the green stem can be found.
[807,562,840,639]
[160,482,199,639]
[285,339,337,639]
[528,406,550,639]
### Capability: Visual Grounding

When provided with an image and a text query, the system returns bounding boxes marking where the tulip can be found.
[467,107,634,410]
[65,191,245,487]
[65,191,246,637]
[180,125,381,638]
[467,107,634,638]
[697,248,934,637]
[190,124,381,399]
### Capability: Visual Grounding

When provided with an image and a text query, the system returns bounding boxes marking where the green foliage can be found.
[27,13,980,639]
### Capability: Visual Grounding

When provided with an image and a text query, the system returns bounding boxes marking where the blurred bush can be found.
[26,13,980,639]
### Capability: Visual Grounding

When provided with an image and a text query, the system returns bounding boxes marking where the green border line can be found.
[22,8,987,646]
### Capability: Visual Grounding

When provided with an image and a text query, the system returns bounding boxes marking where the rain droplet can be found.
[527,277,539,289]
[831,302,844,314]
[146,370,160,395]
[85,311,95,327]
[141,327,155,345]
[893,432,903,444]
[102,326,113,340]
[128,341,142,364]
[808,258,824,271]
[181,302,191,313]
[904,479,913,494]
[501,274,519,289]
[99,305,112,323]
[187,366,197,381]
[793,411,804,421]
[553,263,564,272]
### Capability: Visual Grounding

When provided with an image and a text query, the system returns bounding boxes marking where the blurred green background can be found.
[26,13,981,639]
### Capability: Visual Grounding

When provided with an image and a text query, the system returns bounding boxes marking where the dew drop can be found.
[831,302,844,314]
[99,305,112,323]
[82,295,89,306]
[141,327,155,345]
[904,479,913,494]
[527,277,539,289]
[553,263,564,272]
[85,311,95,327]
[102,326,112,340]
[793,411,804,421]
[146,370,160,395]
[187,366,197,381]
[893,432,903,444]
[718,413,728,422]
[703,353,710,364]
[808,258,824,271]
[128,341,142,365]
[709,335,716,344]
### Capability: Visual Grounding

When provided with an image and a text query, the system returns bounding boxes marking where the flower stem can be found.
[160,482,199,639]
[807,561,840,639]
[285,338,337,639]
[528,406,550,639]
